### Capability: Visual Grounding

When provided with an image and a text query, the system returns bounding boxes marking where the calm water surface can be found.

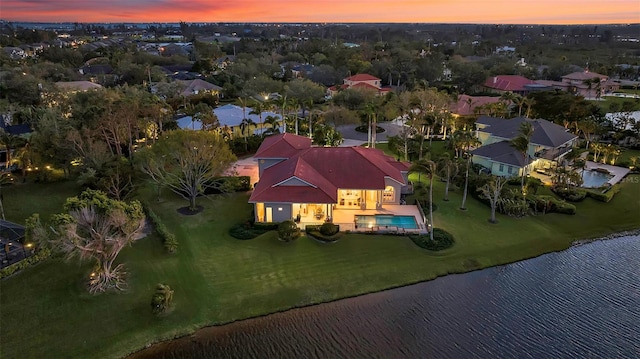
[131,235,640,359]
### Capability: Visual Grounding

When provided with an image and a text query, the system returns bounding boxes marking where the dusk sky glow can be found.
[1,0,639,24]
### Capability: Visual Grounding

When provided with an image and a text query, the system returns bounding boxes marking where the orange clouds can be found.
[2,0,639,24]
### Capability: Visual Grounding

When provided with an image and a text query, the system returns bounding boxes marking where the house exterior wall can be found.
[383,178,403,204]
[255,202,292,223]
[490,162,522,177]
[345,79,380,88]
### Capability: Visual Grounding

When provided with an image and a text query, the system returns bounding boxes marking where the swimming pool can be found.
[582,169,614,188]
[354,215,419,229]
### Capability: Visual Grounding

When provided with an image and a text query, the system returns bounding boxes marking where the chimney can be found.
[493,77,497,84]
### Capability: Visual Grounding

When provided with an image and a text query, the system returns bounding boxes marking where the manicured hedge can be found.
[552,186,587,202]
[142,203,178,253]
[305,224,342,242]
[586,184,621,202]
[529,195,576,215]
[0,248,51,279]
[409,228,455,251]
[229,222,279,240]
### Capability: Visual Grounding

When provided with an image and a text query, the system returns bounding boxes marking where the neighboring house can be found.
[79,64,114,76]
[290,64,315,78]
[328,74,392,97]
[54,81,103,92]
[249,133,414,227]
[534,70,620,98]
[176,79,223,97]
[176,104,282,136]
[480,75,540,96]
[559,70,619,98]
[472,116,578,177]
[2,47,26,59]
[450,94,502,117]
[214,55,236,70]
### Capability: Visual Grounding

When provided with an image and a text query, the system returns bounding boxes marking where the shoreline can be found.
[126,229,640,358]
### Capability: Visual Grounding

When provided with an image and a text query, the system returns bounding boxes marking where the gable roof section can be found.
[178,79,223,96]
[472,141,527,167]
[562,71,607,81]
[477,116,577,147]
[482,75,536,92]
[55,81,103,92]
[529,118,577,147]
[451,94,501,116]
[250,140,409,204]
[346,74,380,82]
[254,133,312,159]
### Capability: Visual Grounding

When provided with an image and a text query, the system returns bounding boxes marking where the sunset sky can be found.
[1,0,639,24]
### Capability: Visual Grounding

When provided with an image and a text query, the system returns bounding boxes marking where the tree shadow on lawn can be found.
[176,206,204,216]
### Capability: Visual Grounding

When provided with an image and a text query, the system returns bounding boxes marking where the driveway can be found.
[336,121,404,145]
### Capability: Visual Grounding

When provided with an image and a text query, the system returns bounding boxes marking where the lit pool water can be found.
[582,170,613,188]
[354,215,418,229]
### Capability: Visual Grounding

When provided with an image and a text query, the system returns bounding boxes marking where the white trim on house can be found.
[272,176,318,188]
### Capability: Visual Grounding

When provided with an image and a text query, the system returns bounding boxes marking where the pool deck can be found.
[298,204,427,233]
[584,161,630,187]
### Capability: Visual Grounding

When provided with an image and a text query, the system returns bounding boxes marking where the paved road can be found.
[336,121,403,144]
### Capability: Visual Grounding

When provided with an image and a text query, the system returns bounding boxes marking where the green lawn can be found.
[1,174,639,359]
[592,96,640,112]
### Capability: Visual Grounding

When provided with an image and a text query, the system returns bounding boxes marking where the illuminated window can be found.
[383,186,395,202]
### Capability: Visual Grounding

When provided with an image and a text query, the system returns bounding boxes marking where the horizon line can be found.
[2,19,640,26]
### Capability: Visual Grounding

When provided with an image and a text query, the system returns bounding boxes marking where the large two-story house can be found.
[328,74,392,97]
[471,116,578,177]
[249,134,421,230]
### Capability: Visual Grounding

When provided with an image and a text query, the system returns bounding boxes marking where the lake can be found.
[130,235,640,359]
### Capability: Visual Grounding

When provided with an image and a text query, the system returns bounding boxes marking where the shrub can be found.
[278,220,300,242]
[552,186,587,202]
[229,221,278,240]
[409,228,455,251]
[320,223,339,236]
[0,248,51,279]
[143,203,178,253]
[554,201,577,215]
[151,283,174,315]
[586,184,621,202]
[527,195,576,215]
[306,224,342,242]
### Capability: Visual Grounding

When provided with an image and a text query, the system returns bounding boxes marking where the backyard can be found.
[0,173,639,359]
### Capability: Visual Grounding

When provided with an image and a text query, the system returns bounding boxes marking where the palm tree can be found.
[250,100,268,134]
[410,158,437,241]
[438,153,458,201]
[276,95,288,133]
[263,115,281,135]
[458,131,481,210]
[0,129,28,169]
[289,98,300,135]
[510,121,534,192]
[582,78,594,99]
[239,117,255,152]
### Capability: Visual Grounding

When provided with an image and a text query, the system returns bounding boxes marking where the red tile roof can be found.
[562,71,608,81]
[451,94,501,116]
[249,137,410,204]
[482,75,536,92]
[254,133,312,159]
[346,74,381,82]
